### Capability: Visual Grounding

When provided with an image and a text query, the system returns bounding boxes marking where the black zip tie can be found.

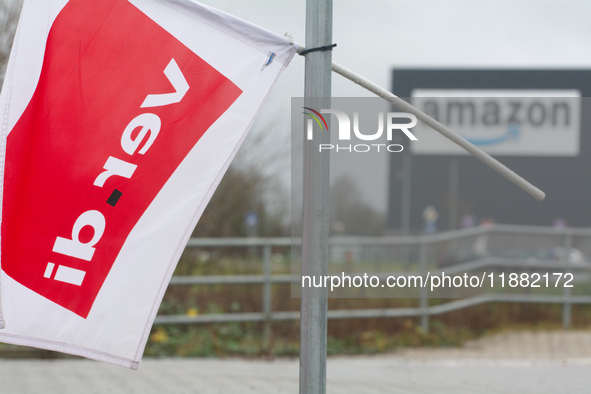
[299,43,337,56]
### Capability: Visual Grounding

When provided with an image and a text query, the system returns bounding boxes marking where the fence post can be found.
[419,239,429,332]
[263,244,272,348]
[562,232,573,329]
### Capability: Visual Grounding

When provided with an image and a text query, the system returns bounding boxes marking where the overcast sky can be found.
[195,0,591,213]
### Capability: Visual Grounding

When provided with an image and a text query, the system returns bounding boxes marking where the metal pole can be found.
[562,232,573,329]
[401,151,412,265]
[330,62,545,201]
[300,1,332,393]
[401,150,412,236]
[419,240,429,332]
[448,158,459,231]
[262,245,272,349]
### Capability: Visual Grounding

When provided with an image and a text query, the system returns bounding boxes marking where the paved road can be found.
[0,330,590,394]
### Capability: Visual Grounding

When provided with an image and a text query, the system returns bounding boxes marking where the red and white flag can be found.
[0,0,297,368]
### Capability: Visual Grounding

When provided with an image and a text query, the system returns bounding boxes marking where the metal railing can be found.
[154,224,591,341]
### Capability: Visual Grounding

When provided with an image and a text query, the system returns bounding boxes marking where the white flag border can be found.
[0,0,298,369]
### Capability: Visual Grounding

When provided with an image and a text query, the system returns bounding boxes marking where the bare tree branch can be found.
[0,0,23,87]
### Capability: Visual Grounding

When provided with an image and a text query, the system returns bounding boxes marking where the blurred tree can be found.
[0,0,22,87]
[192,123,290,238]
[329,175,385,236]
[191,163,288,237]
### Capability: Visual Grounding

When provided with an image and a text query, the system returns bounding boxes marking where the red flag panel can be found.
[1,0,242,318]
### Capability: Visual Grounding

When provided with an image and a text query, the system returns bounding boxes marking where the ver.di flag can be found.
[0,0,297,368]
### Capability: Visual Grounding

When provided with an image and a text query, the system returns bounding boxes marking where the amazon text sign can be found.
[410,90,581,156]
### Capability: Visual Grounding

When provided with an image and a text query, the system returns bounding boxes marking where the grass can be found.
[144,318,477,358]
[143,251,591,358]
[147,284,591,358]
[3,250,588,359]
